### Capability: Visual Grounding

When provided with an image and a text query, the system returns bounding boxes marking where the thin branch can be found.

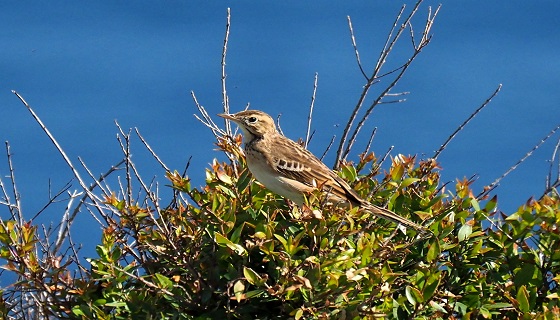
[191,91,227,139]
[363,127,378,156]
[479,123,560,199]
[320,135,337,161]
[305,73,318,148]
[2,141,21,222]
[54,190,83,253]
[336,0,434,168]
[347,16,368,80]
[433,84,502,160]
[335,4,407,167]
[30,181,72,221]
[11,91,106,216]
[5,142,23,224]
[276,113,284,136]
[342,47,425,160]
[545,137,560,196]
[135,128,171,173]
[222,8,232,136]
[52,158,125,253]
[125,150,171,238]
[379,146,394,168]
[116,123,134,205]
[375,4,408,76]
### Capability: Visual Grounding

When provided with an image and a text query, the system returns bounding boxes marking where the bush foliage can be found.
[1,132,560,319]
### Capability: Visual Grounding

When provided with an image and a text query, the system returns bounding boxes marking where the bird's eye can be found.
[247,116,258,123]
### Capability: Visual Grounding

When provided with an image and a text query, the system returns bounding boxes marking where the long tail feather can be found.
[362,202,429,235]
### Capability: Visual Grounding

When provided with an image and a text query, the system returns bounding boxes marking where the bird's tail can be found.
[362,202,430,236]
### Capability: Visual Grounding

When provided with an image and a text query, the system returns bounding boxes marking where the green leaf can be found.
[426,238,440,262]
[485,303,513,309]
[215,233,247,256]
[469,239,483,258]
[485,195,498,212]
[96,245,109,260]
[405,286,423,305]
[458,224,472,242]
[230,222,245,244]
[105,301,128,307]
[479,306,491,318]
[236,168,252,193]
[400,177,420,188]
[243,267,264,286]
[217,185,236,198]
[470,198,480,211]
[422,273,440,301]
[71,306,85,316]
[233,280,245,302]
[517,285,530,313]
[154,273,173,289]
[340,164,358,182]
[514,263,538,287]
[429,301,447,313]
[116,199,125,211]
[391,163,404,181]
[294,308,304,320]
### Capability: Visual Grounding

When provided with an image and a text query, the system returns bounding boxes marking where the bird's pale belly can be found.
[246,155,306,205]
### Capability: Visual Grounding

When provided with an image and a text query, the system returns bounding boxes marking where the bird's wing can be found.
[269,135,362,204]
[269,135,428,234]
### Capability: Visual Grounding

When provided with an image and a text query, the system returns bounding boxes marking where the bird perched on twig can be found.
[218,110,427,234]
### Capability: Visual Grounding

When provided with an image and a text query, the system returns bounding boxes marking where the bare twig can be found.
[191,91,227,139]
[545,137,560,196]
[135,128,171,173]
[320,135,337,161]
[347,16,368,80]
[342,49,421,160]
[336,1,438,168]
[11,91,106,217]
[115,122,134,204]
[125,149,171,238]
[77,157,112,198]
[363,127,378,156]
[276,113,284,136]
[54,190,85,253]
[335,5,407,167]
[379,146,395,168]
[479,123,560,199]
[5,142,23,224]
[1,142,21,222]
[222,8,232,136]
[305,73,318,148]
[343,4,437,161]
[433,84,502,160]
[52,158,125,253]
[30,181,72,221]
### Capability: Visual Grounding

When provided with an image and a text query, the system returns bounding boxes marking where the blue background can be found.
[1,1,559,260]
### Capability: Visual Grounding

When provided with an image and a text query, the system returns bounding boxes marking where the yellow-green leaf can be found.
[405,286,423,305]
[243,267,264,286]
[215,233,247,256]
[401,177,420,188]
[517,285,530,313]
[233,280,245,302]
[426,238,440,262]
[458,224,472,242]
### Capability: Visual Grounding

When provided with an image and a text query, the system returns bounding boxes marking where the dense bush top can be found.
[2,135,559,319]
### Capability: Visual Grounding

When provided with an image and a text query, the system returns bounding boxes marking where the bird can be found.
[218,109,427,234]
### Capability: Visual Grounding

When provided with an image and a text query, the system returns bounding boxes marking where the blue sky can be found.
[1,1,560,258]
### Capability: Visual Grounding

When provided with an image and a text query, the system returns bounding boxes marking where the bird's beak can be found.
[217,113,236,121]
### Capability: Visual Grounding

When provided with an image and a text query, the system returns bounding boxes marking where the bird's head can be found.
[218,110,277,140]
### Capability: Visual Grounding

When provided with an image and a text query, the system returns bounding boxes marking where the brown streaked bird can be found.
[218,110,427,233]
